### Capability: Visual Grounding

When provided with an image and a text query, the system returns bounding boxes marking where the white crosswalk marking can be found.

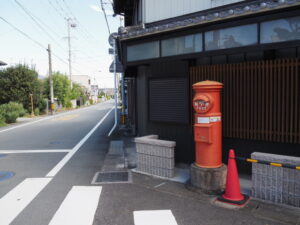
[134,210,178,225]
[0,178,52,225]
[0,149,71,154]
[48,186,102,225]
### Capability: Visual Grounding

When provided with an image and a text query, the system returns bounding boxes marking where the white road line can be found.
[0,178,52,225]
[48,186,102,225]
[133,210,178,225]
[46,107,114,177]
[0,149,71,154]
[0,102,113,134]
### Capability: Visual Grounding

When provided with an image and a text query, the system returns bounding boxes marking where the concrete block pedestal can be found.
[190,163,227,195]
[252,152,300,207]
[134,135,175,178]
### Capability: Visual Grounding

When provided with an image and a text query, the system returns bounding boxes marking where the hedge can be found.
[0,102,26,124]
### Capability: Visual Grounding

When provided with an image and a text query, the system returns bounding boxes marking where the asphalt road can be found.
[0,101,115,225]
[1,100,299,225]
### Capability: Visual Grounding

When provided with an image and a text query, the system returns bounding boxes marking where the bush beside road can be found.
[0,64,90,126]
[0,102,26,126]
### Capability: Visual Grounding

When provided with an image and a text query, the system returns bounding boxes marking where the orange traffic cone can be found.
[217,149,249,205]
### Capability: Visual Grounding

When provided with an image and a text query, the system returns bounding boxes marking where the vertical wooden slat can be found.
[280,59,285,142]
[239,62,242,138]
[228,63,232,137]
[261,60,266,140]
[249,61,254,139]
[276,60,280,142]
[288,60,295,143]
[241,62,244,138]
[223,64,228,137]
[268,60,273,142]
[242,62,246,139]
[233,62,237,138]
[190,59,299,144]
[285,59,289,142]
[274,60,278,142]
[265,60,270,141]
[245,62,250,139]
[295,60,299,143]
[255,61,260,140]
[295,60,300,143]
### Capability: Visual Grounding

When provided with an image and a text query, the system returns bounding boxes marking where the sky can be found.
[0,0,121,88]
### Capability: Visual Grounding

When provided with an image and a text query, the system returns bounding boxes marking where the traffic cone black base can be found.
[217,149,250,206]
[217,194,249,206]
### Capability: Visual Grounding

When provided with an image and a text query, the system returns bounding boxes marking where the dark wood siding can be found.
[190,59,300,144]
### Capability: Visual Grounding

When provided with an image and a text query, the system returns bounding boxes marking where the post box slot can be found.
[194,124,212,144]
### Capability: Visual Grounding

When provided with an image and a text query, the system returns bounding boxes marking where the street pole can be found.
[47,44,55,115]
[67,18,73,89]
[119,16,126,124]
[108,38,118,136]
[121,73,125,124]
[30,94,34,117]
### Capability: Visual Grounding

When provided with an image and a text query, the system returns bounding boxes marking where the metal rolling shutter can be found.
[149,78,189,123]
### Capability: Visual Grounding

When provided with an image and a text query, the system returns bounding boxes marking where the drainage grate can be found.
[0,171,15,182]
[91,171,131,184]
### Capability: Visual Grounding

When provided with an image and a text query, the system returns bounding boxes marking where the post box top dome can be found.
[193,80,223,89]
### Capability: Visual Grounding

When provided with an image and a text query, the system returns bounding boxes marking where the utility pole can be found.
[108,37,118,136]
[29,94,34,117]
[47,44,55,115]
[66,18,76,89]
[119,16,126,124]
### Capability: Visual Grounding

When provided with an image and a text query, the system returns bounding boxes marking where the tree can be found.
[70,83,85,100]
[0,64,42,112]
[44,72,71,107]
[44,72,87,107]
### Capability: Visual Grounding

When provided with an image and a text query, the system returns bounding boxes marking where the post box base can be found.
[190,163,227,195]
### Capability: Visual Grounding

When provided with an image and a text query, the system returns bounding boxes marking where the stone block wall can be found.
[134,135,175,178]
[252,152,300,207]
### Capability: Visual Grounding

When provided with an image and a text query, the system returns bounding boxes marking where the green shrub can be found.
[65,100,72,109]
[5,111,19,123]
[34,108,40,116]
[0,102,25,123]
[37,99,47,114]
[0,114,6,127]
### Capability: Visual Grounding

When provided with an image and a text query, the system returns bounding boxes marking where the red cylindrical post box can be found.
[192,80,223,168]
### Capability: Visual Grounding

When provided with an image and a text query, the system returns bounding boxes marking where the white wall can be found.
[142,0,244,23]
[72,75,91,91]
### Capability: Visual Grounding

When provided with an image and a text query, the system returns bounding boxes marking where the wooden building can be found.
[113,0,300,173]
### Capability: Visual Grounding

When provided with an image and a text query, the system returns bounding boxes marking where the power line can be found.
[38,0,66,33]
[45,0,104,63]
[55,0,72,18]
[0,16,84,74]
[47,0,65,19]
[23,0,107,70]
[61,0,95,39]
[0,16,45,49]
[14,0,66,52]
[59,0,105,58]
[100,0,111,34]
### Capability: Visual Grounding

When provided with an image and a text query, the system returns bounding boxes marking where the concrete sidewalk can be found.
[92,134,300,225]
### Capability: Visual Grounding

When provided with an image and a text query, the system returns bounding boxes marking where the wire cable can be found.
[14,0,66,52]
[47,0,65,19]
[100,0,111,34]
[61,0,95,39]
[0,16,45,49]
[0,16,84,74]
[47,0,105,62]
